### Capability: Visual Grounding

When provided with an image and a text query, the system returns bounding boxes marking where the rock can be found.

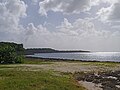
[74,70,120,90]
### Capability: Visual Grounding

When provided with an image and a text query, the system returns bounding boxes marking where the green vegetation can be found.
[24,58,53,64]
[0,69,85,90]
[0,42,24,53]
[79,61,120,67]
[0,58,120,90]
[25,48,57,55]
[25,48,89,55]
[0,42,24,64]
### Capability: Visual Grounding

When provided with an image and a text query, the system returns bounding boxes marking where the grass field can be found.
[0,58,120,90]
[0,58,85,90]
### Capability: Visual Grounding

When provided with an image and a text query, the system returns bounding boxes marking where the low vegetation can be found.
[24,58,53,64]
[0,69,85,90]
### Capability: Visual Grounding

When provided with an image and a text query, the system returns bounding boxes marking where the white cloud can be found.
[0,0,27,32]
[13,18,120,51]
[25,23,49,36]
[97,0,120,22]
[91,0,118,5]
[23,23,52,47]
[38,0,120,16]
[0,0,27,41]
[39,0,91,16]
[97,6,111,22]
[108,2,120,21]
[57,18,105,37]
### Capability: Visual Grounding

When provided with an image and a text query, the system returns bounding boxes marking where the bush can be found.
[0,43,24,64]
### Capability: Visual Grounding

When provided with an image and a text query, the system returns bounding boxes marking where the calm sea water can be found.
[28,52,120,62]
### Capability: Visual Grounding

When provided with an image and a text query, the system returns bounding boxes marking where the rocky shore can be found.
[74,70,120,90]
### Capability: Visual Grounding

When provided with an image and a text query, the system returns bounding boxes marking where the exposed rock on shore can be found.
[74,71,120,90]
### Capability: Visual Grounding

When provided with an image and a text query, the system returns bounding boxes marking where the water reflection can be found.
[28,52,120,62]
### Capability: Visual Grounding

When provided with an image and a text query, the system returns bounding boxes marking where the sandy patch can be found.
[79,81,102,90]
[2,62,120,72]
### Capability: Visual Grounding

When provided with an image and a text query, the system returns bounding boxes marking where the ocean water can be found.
[28,52,120,62]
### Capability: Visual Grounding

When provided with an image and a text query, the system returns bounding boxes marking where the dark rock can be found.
[74,70,120,90]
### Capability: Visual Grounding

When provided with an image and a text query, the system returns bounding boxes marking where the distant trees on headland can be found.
[25,48,90,55]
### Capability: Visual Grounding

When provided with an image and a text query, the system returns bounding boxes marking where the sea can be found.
[27,52,120,62]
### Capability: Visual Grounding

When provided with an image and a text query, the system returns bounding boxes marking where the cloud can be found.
[25,23,49,36]
[108,2,120,21]
[11,15,119,51]
[0,0,27,41]
[23,23,52,47]
[0,0,120,51]
[38,0,120,16]
[91,0,118,5]
[21,18,120,51]
[57,18,105,37]
[39,0,91,16]
[0,0,27,31]
[97,0,120,22]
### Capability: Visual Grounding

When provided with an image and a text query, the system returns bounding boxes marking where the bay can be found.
[27,52,120,62]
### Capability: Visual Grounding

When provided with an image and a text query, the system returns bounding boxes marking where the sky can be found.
[0,0,120,51]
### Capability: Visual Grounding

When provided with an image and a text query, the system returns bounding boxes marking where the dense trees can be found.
[0,42,24,64]
[25,48,57,55]
[25,48,90,55]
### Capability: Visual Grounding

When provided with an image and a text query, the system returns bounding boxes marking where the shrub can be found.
[0,42,24,64]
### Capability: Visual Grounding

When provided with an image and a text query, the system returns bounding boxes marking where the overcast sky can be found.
[0,0,120,51]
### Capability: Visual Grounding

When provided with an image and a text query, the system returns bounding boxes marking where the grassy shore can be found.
[0,58,86,90]
[0,70,86,90]
[0,58,120,90]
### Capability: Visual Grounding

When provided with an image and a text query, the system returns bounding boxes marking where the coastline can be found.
[1,57,120,90]
[26,56,120,63]
[25,58,120,90]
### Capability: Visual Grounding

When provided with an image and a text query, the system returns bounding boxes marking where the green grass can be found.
[0,69,85,90]
[24,58,120,66]
[24,58,53,65]
[80,61,120,67]
[56,59,120,67]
